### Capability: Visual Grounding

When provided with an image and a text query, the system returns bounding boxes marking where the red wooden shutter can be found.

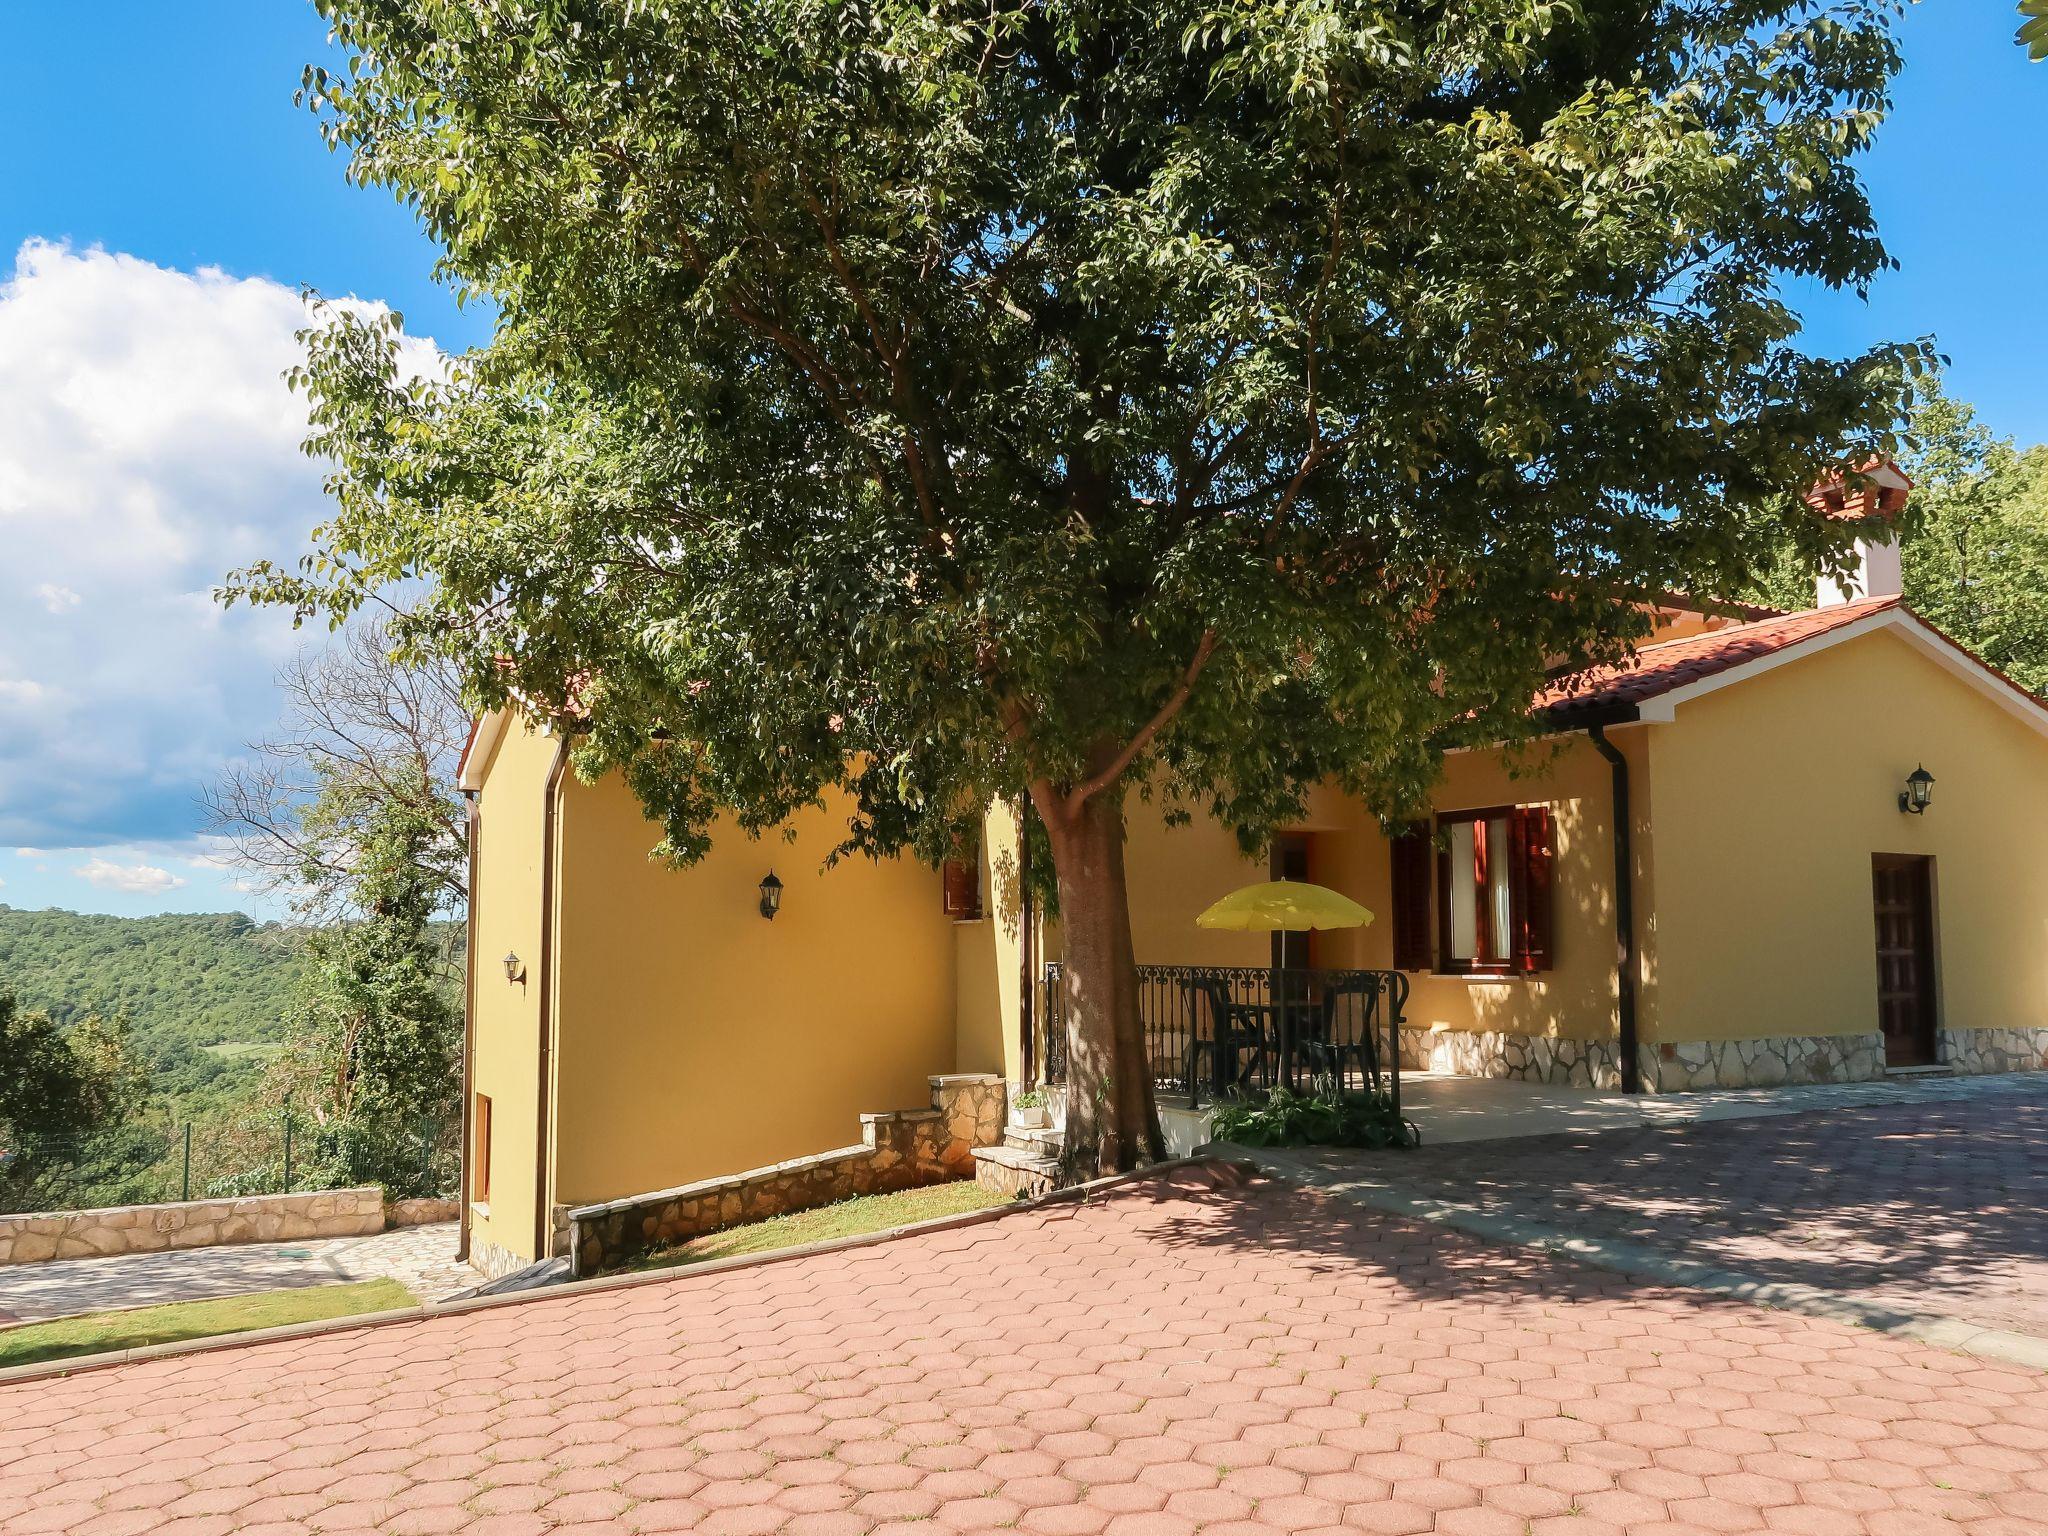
[1510,805,1554,972]
[1389,826,1432,971]
[942,856,983,920]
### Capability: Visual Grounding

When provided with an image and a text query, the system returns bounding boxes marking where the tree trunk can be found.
[1035,780,1164,1179]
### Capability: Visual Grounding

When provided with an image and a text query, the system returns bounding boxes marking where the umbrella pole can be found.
[1271,952,1286,1095]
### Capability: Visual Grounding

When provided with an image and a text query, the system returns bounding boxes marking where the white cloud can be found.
[184,840,240,874]
[0,240,440,855]
[13,848,45,859]
[73,854,187,895]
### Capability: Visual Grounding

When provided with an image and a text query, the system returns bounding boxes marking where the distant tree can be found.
[262,798,462,1199]
[233,0,1923,1174]
[1899,381,2048,693]
[203,619,469,928]
[199,617,466,1197]
[0,991,145,1212]
[1740,373,2048,692]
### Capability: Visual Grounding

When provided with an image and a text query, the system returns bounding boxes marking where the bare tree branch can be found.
[202,619,470,928]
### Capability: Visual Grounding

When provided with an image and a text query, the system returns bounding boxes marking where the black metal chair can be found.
[1182,977,1270,1099]
[1299,973,1384,1094]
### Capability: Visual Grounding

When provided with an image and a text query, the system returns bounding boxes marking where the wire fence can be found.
[0,1109,458,1217]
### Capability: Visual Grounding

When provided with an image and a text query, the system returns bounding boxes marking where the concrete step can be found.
[1884,1064,1955,1078]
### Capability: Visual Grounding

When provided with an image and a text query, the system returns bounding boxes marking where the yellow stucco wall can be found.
[953,800,1026,1081]
[1107,739,1652,1046]
[464,718,560,1267]
[547,768,960,1209]
[1647,627,2048,1045]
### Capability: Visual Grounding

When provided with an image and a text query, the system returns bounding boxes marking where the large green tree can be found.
[233,0,1922,1173]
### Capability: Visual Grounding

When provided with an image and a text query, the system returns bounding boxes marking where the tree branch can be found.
[1065,629,1219,813]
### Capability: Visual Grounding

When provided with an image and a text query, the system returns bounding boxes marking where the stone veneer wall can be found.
[0,1186,385,1266]
[1639,1032,1886,1092]
[569,1073,1006,1276]
[1403,1022,2048,1093]
[1399,1026,1622,1089]
[467,1235,533,1283]
[1939,1025,2048,1076]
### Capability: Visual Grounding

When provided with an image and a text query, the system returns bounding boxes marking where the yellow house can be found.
[454,502,2048,1275]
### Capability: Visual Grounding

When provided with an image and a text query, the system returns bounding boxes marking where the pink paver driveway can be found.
[5,1163,2047,1536]
[1284,1086,2048,1340]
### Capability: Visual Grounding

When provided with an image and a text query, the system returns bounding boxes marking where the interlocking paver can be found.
[5,1160,2047,1535]
[1285,1077,2048,1340]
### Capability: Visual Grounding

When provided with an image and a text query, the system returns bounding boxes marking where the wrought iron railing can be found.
[1040,962,1406,1113]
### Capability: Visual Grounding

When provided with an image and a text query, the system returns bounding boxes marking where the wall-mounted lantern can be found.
[1899,764,1935,816]
[502,951,526,984]
[758,870,784,920]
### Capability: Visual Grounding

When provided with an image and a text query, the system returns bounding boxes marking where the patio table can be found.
[1215,995,1324,1094]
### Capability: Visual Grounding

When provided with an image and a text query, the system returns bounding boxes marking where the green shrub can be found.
[1209,1087,1420,1150]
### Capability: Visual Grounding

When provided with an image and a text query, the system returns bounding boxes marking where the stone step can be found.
[972,1143,1060,1200]
[1003,1123,1064,1156]
[1883,1064,1954,1078]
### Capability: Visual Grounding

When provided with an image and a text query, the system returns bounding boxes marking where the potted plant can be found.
[1010,1088,1049,1129]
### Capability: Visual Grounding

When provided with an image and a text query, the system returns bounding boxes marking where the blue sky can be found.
[0,4,2039,918]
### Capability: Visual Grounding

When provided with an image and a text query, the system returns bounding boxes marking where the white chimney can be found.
[1809,462,1912,608]
[1817,525,1903,607]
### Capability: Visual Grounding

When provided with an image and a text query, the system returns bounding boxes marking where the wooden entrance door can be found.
[1271,834,1312,974]
[1871,854,1938,1068]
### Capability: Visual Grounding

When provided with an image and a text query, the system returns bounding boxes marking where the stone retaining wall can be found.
[0,1186,386,1265]
[569,1073,1006,1276]
[385,1197,460,1228]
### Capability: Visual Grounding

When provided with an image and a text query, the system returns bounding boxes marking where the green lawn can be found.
[634,1180,1008,1271]
[0,1279,417,1371]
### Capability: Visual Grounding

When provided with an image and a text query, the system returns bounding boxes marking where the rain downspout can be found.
[534,738,571,1262]
[456,790,480,1264]
[1017,799,1037,1087]
[1587,725,1642,1094]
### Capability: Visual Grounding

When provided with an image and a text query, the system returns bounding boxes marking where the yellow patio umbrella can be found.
[1195,880,1374,1097]
[1195,880,1373,932]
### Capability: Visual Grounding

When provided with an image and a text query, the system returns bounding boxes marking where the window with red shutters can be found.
[472,1093,493,1206]
[942,854,983,920]
[1431,805,1556,975]
[1510,805,1555,972]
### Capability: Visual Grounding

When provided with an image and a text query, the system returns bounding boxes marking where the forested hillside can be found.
[0,906,308,1113]
[0,905,465,1211]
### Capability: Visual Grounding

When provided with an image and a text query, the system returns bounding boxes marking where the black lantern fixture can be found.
[502,951,526,984]
[1899,764,1935,816]
[758,870,784,920]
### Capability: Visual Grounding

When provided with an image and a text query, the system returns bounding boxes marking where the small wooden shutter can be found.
[1389,826,1432,971]
[1510,805,1555,973]
[942,856,983,920]
[472,1094,492,1204]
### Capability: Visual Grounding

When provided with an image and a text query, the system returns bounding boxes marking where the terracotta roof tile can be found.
[1537,597,1903,724]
